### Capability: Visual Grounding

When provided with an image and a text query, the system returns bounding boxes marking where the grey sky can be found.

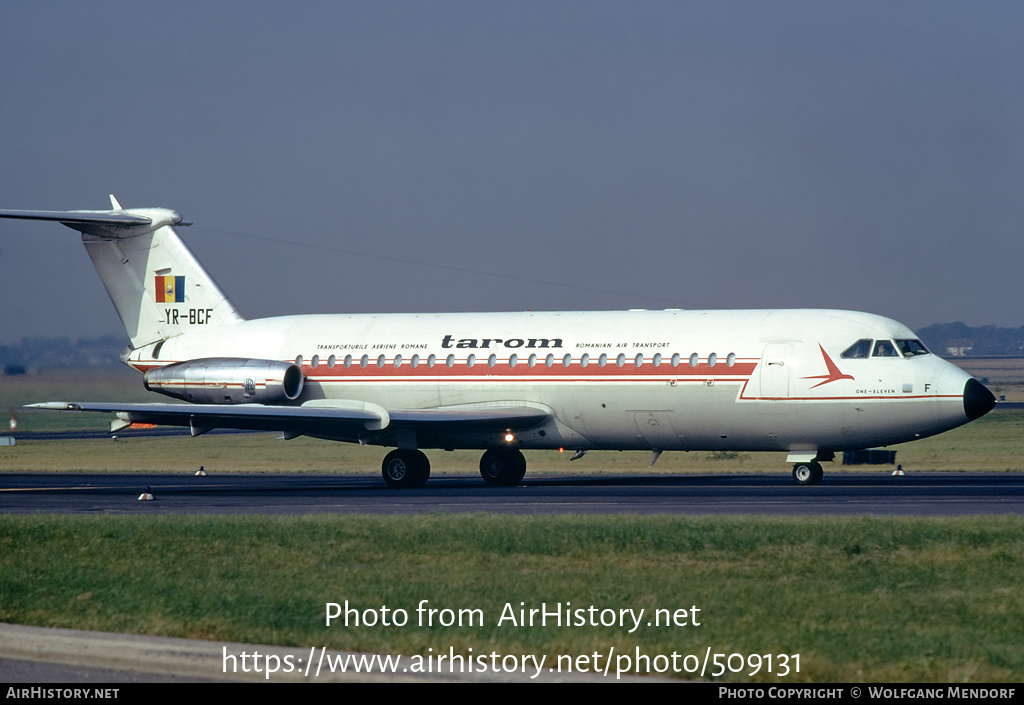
[2,1,1023,344]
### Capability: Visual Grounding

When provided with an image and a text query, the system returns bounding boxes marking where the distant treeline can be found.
[0,323,1021,373]
[917,322,1024,358]
[0,335,127,373]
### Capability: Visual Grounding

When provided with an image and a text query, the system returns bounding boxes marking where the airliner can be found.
[0,197,996,487]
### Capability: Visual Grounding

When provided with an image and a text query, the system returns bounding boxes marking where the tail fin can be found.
[0,196,243,348]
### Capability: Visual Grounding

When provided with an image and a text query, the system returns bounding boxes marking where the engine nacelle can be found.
[143,358,304,404]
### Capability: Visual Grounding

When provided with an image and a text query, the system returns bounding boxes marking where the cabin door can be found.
[759,344,792,399]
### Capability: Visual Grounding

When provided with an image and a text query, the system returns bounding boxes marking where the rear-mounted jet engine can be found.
[143,358,304,405]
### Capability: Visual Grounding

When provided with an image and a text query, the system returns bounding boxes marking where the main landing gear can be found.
[381,449,430,489]
[479,448,527,486]
[792,461,824,486]
[381,448,529,488]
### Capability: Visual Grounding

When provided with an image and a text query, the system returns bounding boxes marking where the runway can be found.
[2,471,1022,515]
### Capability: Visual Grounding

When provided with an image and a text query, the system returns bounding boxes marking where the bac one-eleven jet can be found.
[0,197,996,487]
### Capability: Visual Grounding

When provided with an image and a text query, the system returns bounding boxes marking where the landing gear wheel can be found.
[479,449,527,486]
[382,449,430,488]
[792,461,823,486]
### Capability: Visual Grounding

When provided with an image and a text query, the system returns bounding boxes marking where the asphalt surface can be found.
[2,471,1022,515]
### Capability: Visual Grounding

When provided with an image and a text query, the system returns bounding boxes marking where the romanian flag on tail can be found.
[155,275,185,303]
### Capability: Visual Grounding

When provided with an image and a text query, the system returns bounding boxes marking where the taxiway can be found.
[1,471,1022,515]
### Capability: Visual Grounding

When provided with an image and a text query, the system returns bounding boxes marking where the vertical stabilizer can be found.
[0,198,244,348]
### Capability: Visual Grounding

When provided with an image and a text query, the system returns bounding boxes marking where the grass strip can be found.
[1,514,1021,681]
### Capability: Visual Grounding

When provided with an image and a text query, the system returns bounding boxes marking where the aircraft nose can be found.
[963,378,996,421]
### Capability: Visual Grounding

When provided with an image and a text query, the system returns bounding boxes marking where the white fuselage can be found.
[123,308,977,454]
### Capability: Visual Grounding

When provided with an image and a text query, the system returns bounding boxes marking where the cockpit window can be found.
[841,339,872,359]
[895,339,930,357]
[872,340,899,357]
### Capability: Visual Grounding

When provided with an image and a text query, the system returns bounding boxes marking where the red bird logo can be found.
[801,344,854,388]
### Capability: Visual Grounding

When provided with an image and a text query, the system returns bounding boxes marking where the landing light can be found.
[504,433,514,442]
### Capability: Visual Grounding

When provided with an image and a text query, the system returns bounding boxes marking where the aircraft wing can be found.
[27,400,551,443]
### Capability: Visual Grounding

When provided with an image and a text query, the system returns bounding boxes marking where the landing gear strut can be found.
[479,448,527,486]
[381,449,430,488]
[792,461,823,486]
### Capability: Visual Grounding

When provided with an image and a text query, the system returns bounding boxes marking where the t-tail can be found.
[0,195,243,349]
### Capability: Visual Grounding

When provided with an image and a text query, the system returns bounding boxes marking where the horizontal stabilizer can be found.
[0,202,182,239]
[0,209,152,226]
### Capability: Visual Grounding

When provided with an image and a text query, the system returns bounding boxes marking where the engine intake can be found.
[143,358,304,404]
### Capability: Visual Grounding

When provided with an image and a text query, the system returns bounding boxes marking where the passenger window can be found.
[841,339,872,359]
[872,340,899,357]
[896,339,930,357]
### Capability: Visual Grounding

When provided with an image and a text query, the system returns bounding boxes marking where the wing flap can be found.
[390,406,550,430]
[27,401,388,437]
